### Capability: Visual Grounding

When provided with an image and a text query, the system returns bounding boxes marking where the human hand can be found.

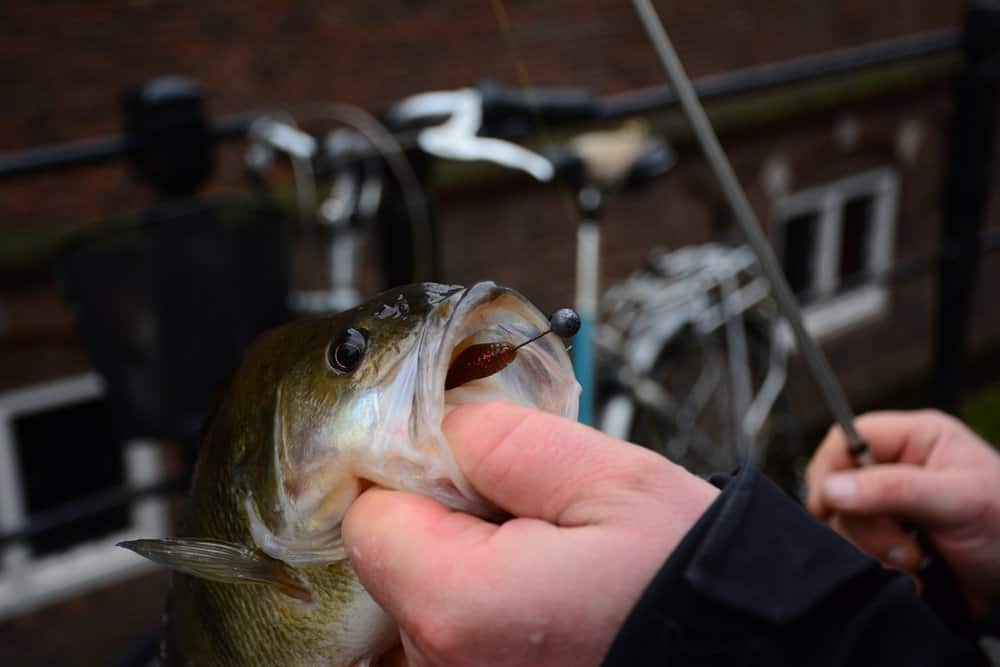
[342,402,719,667]
[806,409,1000,616]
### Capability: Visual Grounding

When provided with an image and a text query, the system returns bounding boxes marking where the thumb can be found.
[443,402,667,525]
[821,466,972,529]
[342,487,497,623]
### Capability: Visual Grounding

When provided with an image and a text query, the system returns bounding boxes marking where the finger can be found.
[443,402,668,525]
[806,411,954,517]
[806,423,856,518]
[855,410,958,464]
[829,513,922,572]
[819,466,975,529]
[342,486,497,623]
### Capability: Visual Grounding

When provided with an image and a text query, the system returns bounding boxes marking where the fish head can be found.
[231,281,579,566]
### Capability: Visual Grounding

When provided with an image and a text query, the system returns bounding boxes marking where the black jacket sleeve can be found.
[602,466,982,666]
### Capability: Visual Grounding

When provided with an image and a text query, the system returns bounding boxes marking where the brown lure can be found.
[445,342,518,390]
[444,307,581,391]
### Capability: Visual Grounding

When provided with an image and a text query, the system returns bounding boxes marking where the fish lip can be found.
[415,281,537,415]
[412,279,578,441]
[413,282,497,432]
[405,281,550,512]
[376,280,579,518]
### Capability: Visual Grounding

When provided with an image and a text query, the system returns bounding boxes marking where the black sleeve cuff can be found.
[602,467,981,666]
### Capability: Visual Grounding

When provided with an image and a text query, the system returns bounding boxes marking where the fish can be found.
[119,281,580,666]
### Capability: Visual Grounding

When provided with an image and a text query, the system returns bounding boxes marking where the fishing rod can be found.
[628,0,976,638]
[630,0,870,463]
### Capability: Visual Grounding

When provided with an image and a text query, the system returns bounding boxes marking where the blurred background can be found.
[1,1,999,664]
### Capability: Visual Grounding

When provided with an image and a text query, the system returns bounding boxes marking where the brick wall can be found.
[0,0,962,222]
[0,1,985,392]
[3,3,997,663]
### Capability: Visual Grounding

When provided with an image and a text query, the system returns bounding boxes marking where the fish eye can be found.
[327,327,369,374]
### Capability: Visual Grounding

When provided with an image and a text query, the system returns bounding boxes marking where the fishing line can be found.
[489,0,583,225]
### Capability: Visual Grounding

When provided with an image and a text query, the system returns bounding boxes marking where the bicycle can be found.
[241,80,610,316]
[595,243,793,478]
[239,81,785,479]
[388,84,674,426]
[243,103,435,315]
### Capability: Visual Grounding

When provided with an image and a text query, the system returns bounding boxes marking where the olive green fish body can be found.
[122,283,580,666]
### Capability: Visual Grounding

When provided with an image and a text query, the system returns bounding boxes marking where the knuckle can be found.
[465,407,535,486]
[603,451,670,496]
[915,408,959,432]
[558,451,668,524]
[406,610,466,663]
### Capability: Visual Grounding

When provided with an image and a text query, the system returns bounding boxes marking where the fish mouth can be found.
[406,281,580,513]
[420,281,579,422]
[248,282,580,565]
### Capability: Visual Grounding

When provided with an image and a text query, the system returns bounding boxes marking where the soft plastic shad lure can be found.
[445,307,581,390]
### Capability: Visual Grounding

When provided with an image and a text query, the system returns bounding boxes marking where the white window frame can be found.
[0,373,168,619]
[771,167,899,342]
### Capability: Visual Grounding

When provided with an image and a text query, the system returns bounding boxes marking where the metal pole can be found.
[931,1,1000,413]
[629,0,872,463]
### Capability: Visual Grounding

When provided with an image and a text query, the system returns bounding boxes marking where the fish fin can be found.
[246,496,348,565]
[117,538,313,601]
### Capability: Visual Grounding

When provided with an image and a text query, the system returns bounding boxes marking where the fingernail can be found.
[886,544,913,568]
[823,474,856,501]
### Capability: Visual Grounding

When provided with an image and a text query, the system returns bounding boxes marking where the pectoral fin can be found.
[118,538,313,601]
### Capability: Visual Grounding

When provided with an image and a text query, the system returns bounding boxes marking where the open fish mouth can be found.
[404,281,580,514]
[417,281,579,425]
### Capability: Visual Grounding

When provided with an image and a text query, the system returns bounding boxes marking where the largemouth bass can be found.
[121,281,580,666]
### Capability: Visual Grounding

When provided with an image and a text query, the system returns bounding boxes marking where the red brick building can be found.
[2,2,998,664]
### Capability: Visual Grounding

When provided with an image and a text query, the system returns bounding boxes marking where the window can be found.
[0,373,168,619]
[771,167,898,340]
